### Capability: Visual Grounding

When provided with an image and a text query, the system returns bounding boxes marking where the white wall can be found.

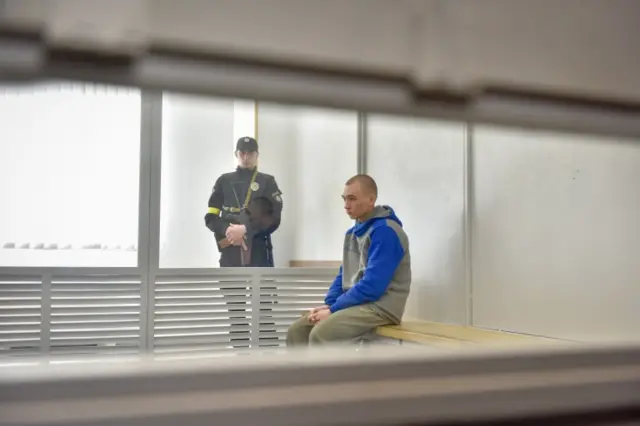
[233,100,256,144]
[258,103,357,267]
[472,126,640,342]
[367,115,467,323]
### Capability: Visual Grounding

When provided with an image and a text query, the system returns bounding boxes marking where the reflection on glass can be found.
[0,82,141,267]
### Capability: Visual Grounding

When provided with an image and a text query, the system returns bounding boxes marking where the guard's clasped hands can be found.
[226,224,248,250]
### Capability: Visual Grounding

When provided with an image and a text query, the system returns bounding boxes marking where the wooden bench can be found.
[375,320,566,348]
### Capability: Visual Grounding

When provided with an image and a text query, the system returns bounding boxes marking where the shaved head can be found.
[345,174,378,198]
[343,174,378,221]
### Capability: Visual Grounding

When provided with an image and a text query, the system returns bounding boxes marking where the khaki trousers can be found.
[285,304,391,347]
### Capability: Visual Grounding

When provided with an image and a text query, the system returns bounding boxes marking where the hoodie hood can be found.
[349,205,402,238]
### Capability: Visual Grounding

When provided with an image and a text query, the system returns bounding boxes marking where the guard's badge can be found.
[251,182,260,191]
[244,137,250,142]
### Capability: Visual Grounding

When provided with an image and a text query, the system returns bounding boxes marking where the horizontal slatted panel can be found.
[0,276,42,357]
[154,274,253,354]
[50,275,141,356]
[0,268,338,361]
[258,273,332,347]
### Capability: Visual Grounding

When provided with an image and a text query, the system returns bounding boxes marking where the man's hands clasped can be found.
[307,305,331,324]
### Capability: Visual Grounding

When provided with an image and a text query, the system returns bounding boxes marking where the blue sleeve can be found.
[324,266,343,306]
[330,226,404,313]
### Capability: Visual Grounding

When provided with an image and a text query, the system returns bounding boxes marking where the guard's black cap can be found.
[236,136,258,153]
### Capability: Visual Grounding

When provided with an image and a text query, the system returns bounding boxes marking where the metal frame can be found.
[0,26,639,140]
[463,122,474,326]
[1,341,640,426]
[356,111,367,174]
[138,90,163,350]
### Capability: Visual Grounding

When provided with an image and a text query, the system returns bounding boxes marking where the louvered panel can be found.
[50,275,141,355]
[0,276,42,357]
[154,274,253,355]
[257,273,332,347]
[264,288,328,296]
[155,333,252,347]
[43,345,140,357]
[258,318,303,327]
[259,302,326,309]
[155,317,253,327]
[154,310,250,319]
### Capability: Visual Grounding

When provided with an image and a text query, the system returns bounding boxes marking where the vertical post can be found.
[463,122,474,326]
[357,111,368,174]
[250,270,261,348]
[40,273,52,355]
[138,90,163,352]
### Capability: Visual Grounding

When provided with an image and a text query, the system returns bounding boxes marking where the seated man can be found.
[286,174,411,346]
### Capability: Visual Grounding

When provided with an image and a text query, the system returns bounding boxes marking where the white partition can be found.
[472,126,640,341]
[159,93,235,268]
[0,83,141,267]
[258,103,357,267]
[367,115,467,323]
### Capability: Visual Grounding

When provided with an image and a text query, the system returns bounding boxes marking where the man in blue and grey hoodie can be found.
[286,174,411,346]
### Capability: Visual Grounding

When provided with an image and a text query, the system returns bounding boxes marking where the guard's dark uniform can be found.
[204,140,283,267]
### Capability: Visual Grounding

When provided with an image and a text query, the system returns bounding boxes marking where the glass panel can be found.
[159,93,236,268]
[258,103,358,267]
[472,126,640,341]
[366,114,466,322]
[0,82,141,267]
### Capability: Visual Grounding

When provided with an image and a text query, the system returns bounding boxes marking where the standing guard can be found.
[205,136,283,267]
[204,136,283,348]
